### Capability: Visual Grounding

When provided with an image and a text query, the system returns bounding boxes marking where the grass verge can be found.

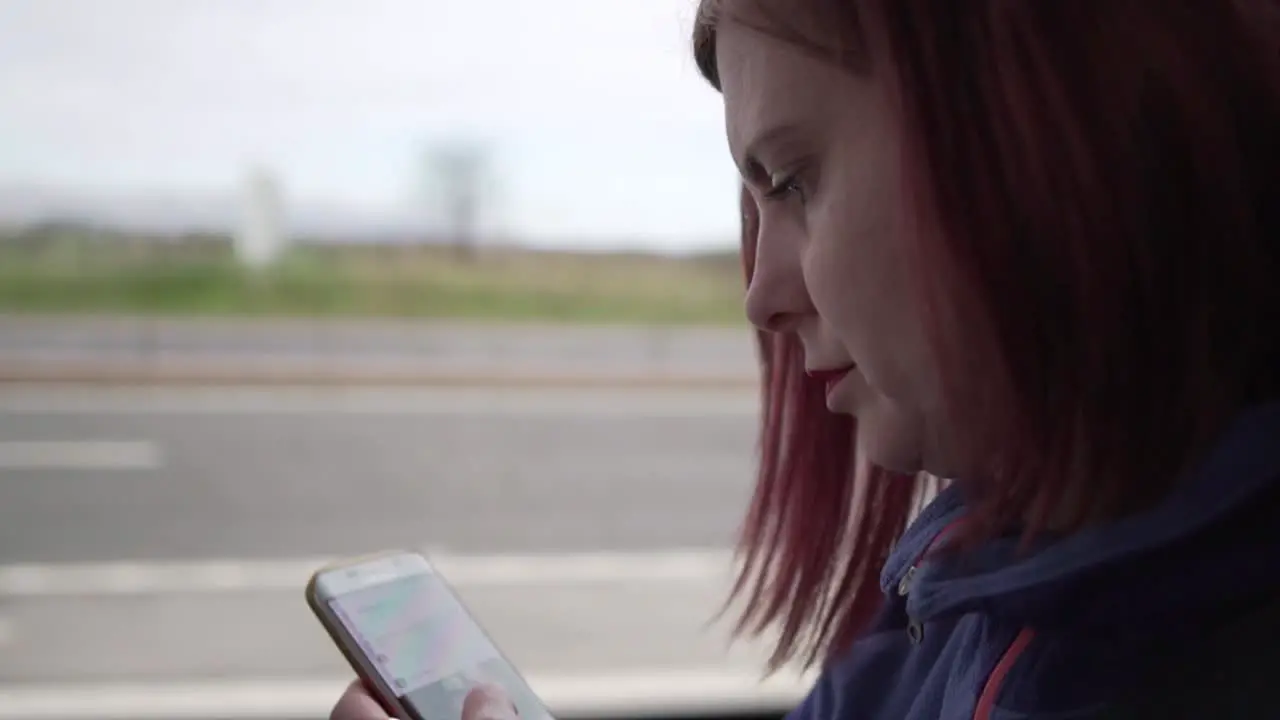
[0,239,746,324]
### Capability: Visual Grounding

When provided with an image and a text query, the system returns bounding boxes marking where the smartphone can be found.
[307,549,554,720]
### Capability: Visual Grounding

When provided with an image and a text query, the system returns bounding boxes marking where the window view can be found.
[8,2,1279,720]
[0,2,802,719]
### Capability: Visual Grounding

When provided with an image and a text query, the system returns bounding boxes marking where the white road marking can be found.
[0,549,736,598]
[0,441,161,471]
[0,668,814,719]
[0,386,758,417]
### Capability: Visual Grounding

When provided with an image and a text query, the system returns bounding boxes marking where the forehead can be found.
[715,22,848,165]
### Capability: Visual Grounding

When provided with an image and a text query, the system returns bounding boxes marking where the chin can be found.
[866,454,925,476]
[856,433,922,474]
[853,408,926,475]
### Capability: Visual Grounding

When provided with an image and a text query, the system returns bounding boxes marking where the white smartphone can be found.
[307,549,554,720]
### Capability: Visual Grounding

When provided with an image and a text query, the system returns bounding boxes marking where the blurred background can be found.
[0,1,800,719]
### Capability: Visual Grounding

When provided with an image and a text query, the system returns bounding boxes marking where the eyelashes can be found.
[764,173,807,204]
[762,156,818,205]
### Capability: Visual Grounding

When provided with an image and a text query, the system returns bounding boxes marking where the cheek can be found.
[803,207,876,343]
[802,166,924,401]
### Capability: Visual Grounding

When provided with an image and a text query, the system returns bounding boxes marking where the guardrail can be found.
[0,316,760,386]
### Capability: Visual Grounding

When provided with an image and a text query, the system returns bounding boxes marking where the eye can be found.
[764,172,806,204]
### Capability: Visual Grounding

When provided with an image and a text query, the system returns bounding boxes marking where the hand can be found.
[461,681,520,720]
[330,679,390,720]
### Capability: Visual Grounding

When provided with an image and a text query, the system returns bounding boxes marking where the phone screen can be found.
[314,553,553,720]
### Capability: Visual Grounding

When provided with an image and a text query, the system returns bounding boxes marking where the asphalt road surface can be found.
[0,317,758,380]
[0,384,810,720]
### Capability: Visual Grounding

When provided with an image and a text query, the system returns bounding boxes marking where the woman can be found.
[333,1,1280,718]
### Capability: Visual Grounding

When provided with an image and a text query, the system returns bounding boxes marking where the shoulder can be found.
[1088,593,1280,719]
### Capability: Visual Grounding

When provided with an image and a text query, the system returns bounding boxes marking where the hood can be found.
[883,401,1280,631]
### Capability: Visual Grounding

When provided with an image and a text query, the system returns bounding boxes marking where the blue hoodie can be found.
[790,402,1280,720]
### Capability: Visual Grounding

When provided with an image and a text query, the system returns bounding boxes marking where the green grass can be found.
[0,234,747,324]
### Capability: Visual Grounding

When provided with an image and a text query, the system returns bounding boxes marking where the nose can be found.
[741,190,812,334]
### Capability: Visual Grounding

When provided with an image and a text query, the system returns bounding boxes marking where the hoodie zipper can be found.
[899,518,965,644]
[897,517,1036,719]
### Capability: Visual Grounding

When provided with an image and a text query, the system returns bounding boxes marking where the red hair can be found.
[699,0,1280,671]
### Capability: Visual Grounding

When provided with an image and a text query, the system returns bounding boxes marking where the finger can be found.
[330,679,390,720]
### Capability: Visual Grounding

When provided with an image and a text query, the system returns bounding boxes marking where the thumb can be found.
[330,679,392,720]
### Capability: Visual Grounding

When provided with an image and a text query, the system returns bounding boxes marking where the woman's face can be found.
[717,18,954,475]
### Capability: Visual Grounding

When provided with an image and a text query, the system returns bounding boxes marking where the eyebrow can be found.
[735,122,805,187]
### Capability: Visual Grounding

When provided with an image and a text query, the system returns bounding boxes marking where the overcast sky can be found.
[0,0,739,250]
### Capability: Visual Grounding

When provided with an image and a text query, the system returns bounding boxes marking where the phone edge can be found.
[305,548,423,720]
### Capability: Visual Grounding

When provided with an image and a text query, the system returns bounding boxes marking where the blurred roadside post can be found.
[235,166,288,270]
[425,142,490,263]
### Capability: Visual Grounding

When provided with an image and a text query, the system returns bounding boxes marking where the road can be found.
[0,317,758,382]
[0,384,810,720]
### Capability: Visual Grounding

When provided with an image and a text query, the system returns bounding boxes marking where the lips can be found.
[806,365,855,394]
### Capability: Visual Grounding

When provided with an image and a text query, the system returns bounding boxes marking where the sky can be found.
[0,0,740,251]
